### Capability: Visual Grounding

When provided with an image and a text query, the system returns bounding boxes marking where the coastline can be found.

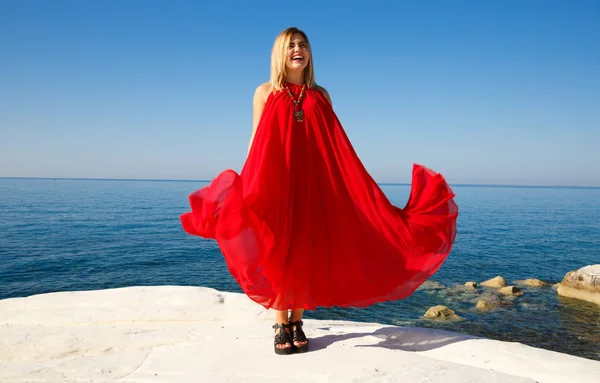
[1,286,598,383]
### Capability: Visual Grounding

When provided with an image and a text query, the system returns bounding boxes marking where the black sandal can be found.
[272,323,293,355]
[289,320,309,353]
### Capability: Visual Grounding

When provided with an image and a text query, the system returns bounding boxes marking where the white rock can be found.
[464,281,478,289]
[1,286,599,383]
[557,264,600,305]
[476,295,502,310]
[481,276,508,288]
[424,305,461,320]
[499,286,524,296]
[515,278,549,287]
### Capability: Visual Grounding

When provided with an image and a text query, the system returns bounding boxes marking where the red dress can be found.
[180,83,458,310]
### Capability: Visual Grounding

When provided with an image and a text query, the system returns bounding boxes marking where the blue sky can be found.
[1,0,599,186]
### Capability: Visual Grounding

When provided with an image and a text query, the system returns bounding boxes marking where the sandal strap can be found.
[289,320,308,344]
[272,323,291,346]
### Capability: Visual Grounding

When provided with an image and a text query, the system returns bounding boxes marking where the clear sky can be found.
[1,0,599,186]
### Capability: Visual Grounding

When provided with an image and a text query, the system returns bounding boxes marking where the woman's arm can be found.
[248,83,271,155]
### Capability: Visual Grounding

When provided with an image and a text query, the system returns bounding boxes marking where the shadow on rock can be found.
[310,326,476,353]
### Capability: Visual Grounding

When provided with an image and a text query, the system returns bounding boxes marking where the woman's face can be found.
[285,33,310,73]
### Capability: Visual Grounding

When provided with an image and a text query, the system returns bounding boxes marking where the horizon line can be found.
[1,176,599,190]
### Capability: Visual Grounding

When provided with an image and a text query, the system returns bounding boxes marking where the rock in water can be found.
[476,295,502,310]
[515,278,549,287]
[417,280,446,290]
[499,286,523,296]
[424,305,460,320]
[557,265,600,305]
[464,282,478,289]
[481,276,507,288]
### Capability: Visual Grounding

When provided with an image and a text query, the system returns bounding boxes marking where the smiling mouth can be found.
[293,56,304,61]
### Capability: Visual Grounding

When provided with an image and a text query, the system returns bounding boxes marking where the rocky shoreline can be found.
[420,265,600,320]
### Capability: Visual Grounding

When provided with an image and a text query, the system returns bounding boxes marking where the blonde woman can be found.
[181,27,458,355]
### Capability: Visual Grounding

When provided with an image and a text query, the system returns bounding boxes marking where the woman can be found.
[180,27,458,355]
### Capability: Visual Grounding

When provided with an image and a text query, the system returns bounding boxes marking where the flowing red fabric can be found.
[181,83,458,310]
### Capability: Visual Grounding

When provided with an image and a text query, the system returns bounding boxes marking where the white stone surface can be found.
[1,286,598,382]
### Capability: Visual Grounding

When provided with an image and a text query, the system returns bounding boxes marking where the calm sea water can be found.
[1,178,599,361]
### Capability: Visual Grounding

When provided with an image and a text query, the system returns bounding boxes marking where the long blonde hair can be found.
[269,27,316,91]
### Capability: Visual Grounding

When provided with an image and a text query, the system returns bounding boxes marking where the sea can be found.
[1,177,599,361]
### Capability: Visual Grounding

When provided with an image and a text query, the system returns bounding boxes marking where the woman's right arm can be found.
[248,83,270,155]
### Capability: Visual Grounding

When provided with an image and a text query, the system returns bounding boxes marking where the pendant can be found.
[293,109,304,122]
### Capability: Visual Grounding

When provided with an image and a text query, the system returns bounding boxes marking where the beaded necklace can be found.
[284,83,306,122]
